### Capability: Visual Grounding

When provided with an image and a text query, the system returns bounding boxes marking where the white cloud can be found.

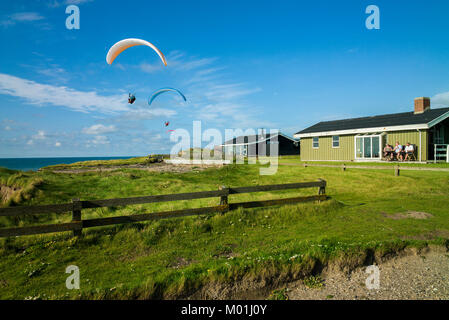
[33,130,46,140]
[4,126,11,131]
[203,83,261,101]
[82,124,116,135]
[138,51,265,128]
[196,101,273,128]
[184,67,225,85]
[65,0,94,4]
[185,76,265,128]
[88,135,109,145]
[139,62,161,74]
[0,73,129,114]
[47,0,93,7]
[11,12,44,22]
[1,12,44,27]
[139,51,217,74]
[432,92,449,107]
[37,66,69,83]
[176,58,218,71]
[119,108,177,121]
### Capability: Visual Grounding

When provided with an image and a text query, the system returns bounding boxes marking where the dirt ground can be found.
[45,162,224,174]
[286,250,449,300]
[188,247,449,300]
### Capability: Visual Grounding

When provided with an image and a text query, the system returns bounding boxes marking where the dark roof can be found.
[222,133,297,145]
[223,133,276,145]
[296,107,449,135]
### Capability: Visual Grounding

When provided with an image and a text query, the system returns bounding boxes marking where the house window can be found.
[332,135,340,148]
[312,137,319,148]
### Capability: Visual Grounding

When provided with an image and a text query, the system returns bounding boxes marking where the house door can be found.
[355,135,381,160]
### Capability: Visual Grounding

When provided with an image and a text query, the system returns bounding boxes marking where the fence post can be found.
[219,185,229,213]
[317,179,326,202]
[71,198,82,237]
[394,165,400,176]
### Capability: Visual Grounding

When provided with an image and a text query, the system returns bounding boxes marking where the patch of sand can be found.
[286,250,449,300]
[381,211,433,220]
[0,184,20,204]
[45,162,224,174]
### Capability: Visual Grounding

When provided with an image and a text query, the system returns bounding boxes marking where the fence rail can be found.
[0,180,327,238]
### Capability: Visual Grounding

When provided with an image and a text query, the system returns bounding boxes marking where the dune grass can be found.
[0,161,448,299]
[0,168,44,208]
[39,156,170,171]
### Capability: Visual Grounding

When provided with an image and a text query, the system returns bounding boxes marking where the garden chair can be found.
[405,144,417,161]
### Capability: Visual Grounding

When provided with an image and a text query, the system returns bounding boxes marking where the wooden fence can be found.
[0,180,327,238]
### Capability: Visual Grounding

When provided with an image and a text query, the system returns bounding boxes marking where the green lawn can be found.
[278,155,449,168]
[0,160,448,299]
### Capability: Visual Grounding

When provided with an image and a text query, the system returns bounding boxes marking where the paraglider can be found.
[128,93,136,104]
[106,38,167,66]
[164,121,170,127]
[148,88,186,106]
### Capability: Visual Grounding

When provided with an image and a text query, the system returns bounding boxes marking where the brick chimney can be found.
[414,97,430,114]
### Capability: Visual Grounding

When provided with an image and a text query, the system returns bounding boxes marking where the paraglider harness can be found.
[128,93,136,104]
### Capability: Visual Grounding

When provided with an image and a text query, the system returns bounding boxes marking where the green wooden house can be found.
[294,97,449,162]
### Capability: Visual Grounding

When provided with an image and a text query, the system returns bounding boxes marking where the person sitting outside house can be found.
[394,141,403,161]
[404,142,415,161]
[383,144,394,161]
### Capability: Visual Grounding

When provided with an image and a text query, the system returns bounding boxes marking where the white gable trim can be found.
[428,111,449,128]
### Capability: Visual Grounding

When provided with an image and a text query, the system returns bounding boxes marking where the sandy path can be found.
[286,250,449,300]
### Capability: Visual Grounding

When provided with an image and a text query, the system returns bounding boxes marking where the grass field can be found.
[0,159,448,299]
[278,155,449,168]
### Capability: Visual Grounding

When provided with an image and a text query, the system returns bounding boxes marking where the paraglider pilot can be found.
[128,93,136,104]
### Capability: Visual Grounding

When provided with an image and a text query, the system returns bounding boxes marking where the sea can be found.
[0,157,136,172]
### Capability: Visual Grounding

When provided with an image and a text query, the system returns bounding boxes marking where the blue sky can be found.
[1,0,449,157]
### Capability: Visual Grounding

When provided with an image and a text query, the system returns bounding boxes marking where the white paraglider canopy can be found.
[106,38,167,66]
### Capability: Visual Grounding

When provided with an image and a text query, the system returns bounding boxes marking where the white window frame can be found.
[312,137,319,149]
[354,134,383,160]
[332,135,340,148]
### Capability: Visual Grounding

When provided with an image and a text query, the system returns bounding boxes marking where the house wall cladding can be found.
[300,135,354,161]
[278,135,300,155]
[245,135,299,156]
[385,130,428,161]
[301,130,428,161]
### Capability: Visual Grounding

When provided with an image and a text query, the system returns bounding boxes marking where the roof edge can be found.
[293,123,429,138]
[428,110,449,128]
[220,132,297,146]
